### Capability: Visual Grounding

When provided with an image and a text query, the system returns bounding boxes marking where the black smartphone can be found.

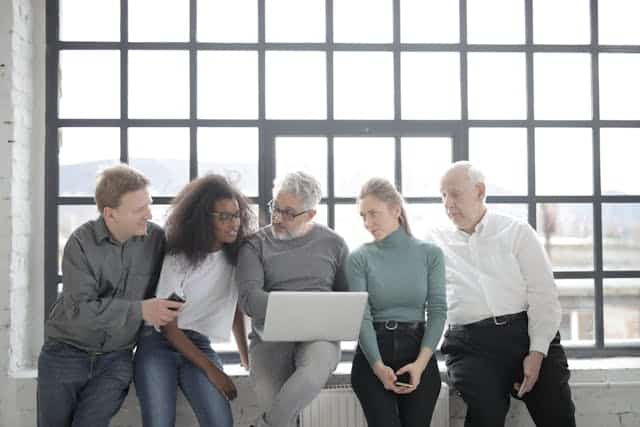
[395,372,412,388]
[166,292,186,310]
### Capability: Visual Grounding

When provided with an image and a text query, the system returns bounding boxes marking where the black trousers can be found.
[441,316,576,427]
[350,327,441,427]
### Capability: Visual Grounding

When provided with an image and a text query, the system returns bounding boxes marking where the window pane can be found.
[334,52,394,120]
[266,52,326,119]
[532,0,590,45]
[536,203,593,271]
[401,53,461,120]
[129,51,189,119]
[59,51,120,119]
[469,128,527,196]
[557,279,595,346]
[198,128,259,197]
[534,53,592,120]
[59,205,100,273]
[467,0,524,45]
[599,0,640,45]
[275,137,327,196]
[486,203,528,222]
[60,0,119,41]
[599,54,640,120]
[467,53,526,119]
[401,0,459,43]
[333,0,392,43]
[198,51,258,119]
[604,279,640,345]
[59,128,120,196]
[602,204,640,270]
[405,203,449,241]
[266,0,325,42]
[334,204,371,250]
[150,205,170,228]
[128,128,190,195]
[535,128,592,195]
[128,0,189,42]
[334,137,395,197]
[401,137,452,197]
[197,0,257,42]
[314,204,328,227]
[600,128,640,195]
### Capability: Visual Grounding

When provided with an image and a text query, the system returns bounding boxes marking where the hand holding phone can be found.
[167,292,186,310]
[395,372,413,388]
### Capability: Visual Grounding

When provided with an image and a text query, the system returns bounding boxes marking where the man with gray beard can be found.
[237,171,349,427]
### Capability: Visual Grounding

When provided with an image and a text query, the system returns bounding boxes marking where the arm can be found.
[236,242,269,321]
[515,223,562,355]
[162,320,237,400]
[332,239,350,292]
[232,305,249,369]
[421,245,447,353]
[345,252,381,366]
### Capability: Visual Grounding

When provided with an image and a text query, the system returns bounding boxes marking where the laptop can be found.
[260,291,368,342]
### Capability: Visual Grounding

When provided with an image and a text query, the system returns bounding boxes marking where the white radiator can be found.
[300,383,449,427]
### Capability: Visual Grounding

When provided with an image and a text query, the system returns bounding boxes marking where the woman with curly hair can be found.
[134,174,255,427]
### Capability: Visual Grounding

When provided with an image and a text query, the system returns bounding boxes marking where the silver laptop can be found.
[261,291,368,342]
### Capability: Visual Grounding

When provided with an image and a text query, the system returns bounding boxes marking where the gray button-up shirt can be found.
[45,217,165,353]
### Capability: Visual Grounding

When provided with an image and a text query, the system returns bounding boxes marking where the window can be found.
[47,0,640,359]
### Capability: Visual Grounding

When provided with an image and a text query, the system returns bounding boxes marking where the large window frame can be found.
[46,0,640,360]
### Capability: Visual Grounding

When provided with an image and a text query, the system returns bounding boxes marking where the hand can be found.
[206,366,238,400]
[513,351,544,397]
[239,352,249,370]
[141,298,183,327]
[372,361,406,394]
[394,361,425,394]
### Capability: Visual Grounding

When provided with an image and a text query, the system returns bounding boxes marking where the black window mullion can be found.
[189,0,197,180]
[120,0,129,163]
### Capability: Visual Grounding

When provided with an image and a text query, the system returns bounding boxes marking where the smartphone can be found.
[395,372,412,388]
[166,292,186,310]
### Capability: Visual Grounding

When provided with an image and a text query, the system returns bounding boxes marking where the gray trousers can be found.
[249,338,340,427]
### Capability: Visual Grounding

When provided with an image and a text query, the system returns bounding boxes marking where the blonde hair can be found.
[94,164,150,213]
[359,177,412,236]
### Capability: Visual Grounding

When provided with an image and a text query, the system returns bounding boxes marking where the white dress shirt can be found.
[154,251,237,343]
[428,210,561,355]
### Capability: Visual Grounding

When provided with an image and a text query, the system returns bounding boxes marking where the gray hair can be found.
[359,177,412,236]
[449,161,485,186]
[273,171,322,210]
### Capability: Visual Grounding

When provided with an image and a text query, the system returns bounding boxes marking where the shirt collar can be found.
[93,216,112,243]
[375,226,408,249]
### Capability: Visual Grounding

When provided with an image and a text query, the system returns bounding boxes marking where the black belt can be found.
[373,321,425,333]
[449,311,527,330]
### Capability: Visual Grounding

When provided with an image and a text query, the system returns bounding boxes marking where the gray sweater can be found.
[237,224,349,335]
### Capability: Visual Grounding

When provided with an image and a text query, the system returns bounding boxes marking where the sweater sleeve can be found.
[346,251,381,367]
[421,245,447,351]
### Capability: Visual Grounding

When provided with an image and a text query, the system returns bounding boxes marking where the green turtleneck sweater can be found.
[346,227,447,366]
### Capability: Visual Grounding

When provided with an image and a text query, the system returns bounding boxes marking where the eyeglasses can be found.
[267,200,310,222]
[211,211,241,223]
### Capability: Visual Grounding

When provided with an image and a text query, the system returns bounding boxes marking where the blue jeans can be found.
[133,326,233,427]
[37,339,133,427]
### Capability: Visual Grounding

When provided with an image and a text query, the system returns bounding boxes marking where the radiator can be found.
[300,383,449,427]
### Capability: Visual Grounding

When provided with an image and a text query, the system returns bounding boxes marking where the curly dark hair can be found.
[164,174,255,266]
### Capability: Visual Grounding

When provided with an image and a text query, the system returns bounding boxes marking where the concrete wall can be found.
[1,1,640,426]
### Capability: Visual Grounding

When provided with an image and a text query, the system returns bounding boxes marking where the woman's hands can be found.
[205,364,238,401]
[373,347,434,394]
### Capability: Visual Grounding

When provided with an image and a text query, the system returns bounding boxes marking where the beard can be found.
[271,223,308,240]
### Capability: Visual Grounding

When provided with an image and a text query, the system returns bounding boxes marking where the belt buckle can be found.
[384,320,398,331]
[493,316,507,326]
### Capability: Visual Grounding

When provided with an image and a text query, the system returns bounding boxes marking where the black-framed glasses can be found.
[267,200,310,222]
[211,211,242,223]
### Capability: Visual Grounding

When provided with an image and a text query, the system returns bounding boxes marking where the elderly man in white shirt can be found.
[429,161,575,427]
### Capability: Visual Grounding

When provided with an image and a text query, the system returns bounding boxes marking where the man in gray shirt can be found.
[238,171,349,427]
[37,164,183,427]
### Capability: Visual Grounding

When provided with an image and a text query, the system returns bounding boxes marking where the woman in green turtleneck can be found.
[347,177,447,427]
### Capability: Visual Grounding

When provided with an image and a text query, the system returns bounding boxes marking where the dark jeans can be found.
[37,339,133,427]
[351,325,441,427]
[441,315,576,427]
[133,326,233,427]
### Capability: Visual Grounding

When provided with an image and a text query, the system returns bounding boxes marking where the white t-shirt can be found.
[155,251,238,343]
